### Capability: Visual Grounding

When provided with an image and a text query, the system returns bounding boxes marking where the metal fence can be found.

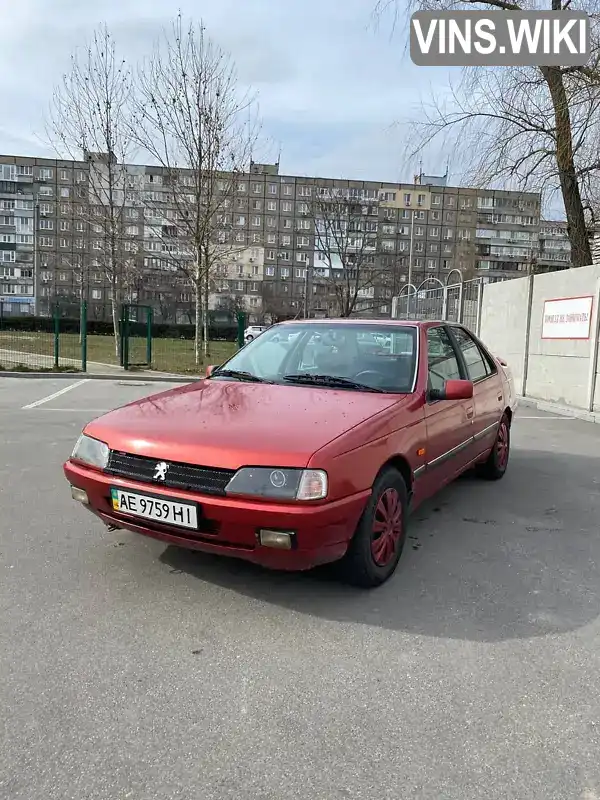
[391,277,488,334]
[0,303,241,374]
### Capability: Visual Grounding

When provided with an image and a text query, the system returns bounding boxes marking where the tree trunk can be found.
[194,275,202,366]
[203,255,210,360]
[110,283,121,360]
[542,65,592,268]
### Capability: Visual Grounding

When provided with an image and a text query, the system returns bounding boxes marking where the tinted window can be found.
[427,327,461,392]
[212,323,418,393]
[451,327,491,382]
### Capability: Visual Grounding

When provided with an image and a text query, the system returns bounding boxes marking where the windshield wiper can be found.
[211,369,272,384]
[283,374,385,393]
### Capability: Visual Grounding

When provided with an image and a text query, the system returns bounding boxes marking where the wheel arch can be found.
[376,454,413,496]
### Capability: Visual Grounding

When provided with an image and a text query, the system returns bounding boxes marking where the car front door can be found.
[422,325,475,495]
[447,326,504,459]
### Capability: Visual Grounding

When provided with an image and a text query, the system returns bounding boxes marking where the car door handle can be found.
[466,406,474,419]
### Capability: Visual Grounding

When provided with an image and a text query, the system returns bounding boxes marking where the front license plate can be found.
[110,488,198,530]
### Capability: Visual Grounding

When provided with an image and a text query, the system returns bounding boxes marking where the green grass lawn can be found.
[0,330,237,374]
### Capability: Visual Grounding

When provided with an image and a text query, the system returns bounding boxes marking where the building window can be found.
[39,236,53,247]
[298,186,311,197]
[268,184,277,195]
[235,215,246,226]
[17,165,33,176]
[38,167,53,180]
[39,219,53,230]
[281,267,290,277]
[60,220,69,231]
[281,235,291,246]
[252,216,261,227]
[252,233,261,243]
[283,185,292,196]
[38,187,53,197]
[282,201,292,213]
[267,200,277,211]
[265,266,275,276]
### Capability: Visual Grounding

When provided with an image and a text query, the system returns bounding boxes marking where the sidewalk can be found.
[518,395,600,424]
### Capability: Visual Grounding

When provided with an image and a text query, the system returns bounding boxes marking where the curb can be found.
[517,395,600,424]
[0,371,198,383]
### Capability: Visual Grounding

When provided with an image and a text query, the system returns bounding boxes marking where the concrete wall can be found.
[480,264,600,411]
[479,277,531,395]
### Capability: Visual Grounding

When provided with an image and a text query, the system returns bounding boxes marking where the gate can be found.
[120,304,152,370]
[392,277,493,335]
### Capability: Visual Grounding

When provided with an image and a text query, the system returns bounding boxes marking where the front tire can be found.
[477,413,510,480]
[339,467,408,588]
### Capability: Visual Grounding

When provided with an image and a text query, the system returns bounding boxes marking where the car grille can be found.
[105,451,235,496]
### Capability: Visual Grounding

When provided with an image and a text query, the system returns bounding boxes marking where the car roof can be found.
[273,318,443,328]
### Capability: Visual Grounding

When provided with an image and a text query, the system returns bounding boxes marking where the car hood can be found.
[85,379,405,470]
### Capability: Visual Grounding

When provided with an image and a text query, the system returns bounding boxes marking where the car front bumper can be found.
[64,460,370,571]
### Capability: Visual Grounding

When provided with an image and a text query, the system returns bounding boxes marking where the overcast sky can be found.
[0,0,459,177]
[0,0,561,216]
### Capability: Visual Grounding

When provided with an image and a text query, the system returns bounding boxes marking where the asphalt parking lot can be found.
[1,377,600,800]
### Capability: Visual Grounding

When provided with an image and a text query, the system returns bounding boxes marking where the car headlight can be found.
[225,467,328,501]
[71,433,109,470]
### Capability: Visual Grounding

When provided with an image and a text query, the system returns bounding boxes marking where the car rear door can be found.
[422,325,475,494]
[447,325,503,459]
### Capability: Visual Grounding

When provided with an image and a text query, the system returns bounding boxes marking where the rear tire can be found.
[339,467,408,588]
[477,413,510,480]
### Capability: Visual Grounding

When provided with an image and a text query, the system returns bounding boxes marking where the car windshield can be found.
[211,323,418,393]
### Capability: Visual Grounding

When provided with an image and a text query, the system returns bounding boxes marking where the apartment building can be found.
[0,153,546,322]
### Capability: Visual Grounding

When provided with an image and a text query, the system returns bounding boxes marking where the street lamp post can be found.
[407,209,415,317]
[33,202,39,316]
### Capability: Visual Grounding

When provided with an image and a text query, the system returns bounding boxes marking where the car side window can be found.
[427,327,462,393]
[451,327,492,383]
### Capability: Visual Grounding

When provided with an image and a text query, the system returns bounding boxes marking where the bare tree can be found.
[310,188,395,317]
[46,25,137,355]
[130,14,259,363]
[375,0,600,267]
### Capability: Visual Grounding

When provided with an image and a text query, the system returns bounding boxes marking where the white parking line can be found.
[518,415,576,420]
[27,408,108,413]
[22,380,90,409]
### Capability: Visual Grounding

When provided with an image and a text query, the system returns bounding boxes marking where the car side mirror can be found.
[429,379,473,401]
[205,365,217,377]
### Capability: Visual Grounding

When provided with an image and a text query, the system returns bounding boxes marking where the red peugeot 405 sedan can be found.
[64,319,516,588]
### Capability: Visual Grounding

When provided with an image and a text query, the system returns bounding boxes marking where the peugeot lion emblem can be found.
[153,461,169,481]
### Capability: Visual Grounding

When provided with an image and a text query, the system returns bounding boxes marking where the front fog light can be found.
[259,529,294,549]
[71,486,89,504]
